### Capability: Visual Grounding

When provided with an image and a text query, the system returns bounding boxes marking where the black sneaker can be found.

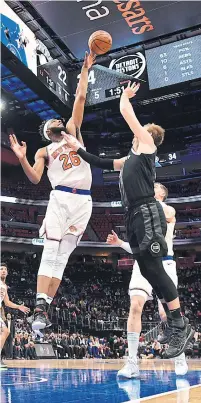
[28,313,52,328]
[159,317,189,344]
[163,323,195,359]
[158,322,172,344]
[32,311,51,332]
[0,360,8,370]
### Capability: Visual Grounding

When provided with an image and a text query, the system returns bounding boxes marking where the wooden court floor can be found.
[4,358,201,403]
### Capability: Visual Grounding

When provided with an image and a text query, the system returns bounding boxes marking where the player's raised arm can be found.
[9,134,46,184]
[62,133,126,171]
[66,51,96,145]
[120,82,162,149]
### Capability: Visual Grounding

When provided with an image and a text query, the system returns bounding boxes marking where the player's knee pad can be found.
[38,239,60,278]
[52,234,79,280]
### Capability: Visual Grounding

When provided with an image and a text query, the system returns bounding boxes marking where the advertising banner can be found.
[32,1,201,59]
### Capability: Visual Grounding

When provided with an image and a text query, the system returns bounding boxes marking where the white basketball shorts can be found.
[39,190,92,241]
[129,259,177,301]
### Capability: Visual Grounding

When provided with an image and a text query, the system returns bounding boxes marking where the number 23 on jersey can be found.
[59,151,81,171]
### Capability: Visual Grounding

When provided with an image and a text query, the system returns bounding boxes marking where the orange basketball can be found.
[88,31,112,55]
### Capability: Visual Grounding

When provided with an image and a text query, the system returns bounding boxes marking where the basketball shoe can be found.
[117,358,140,378]
[163,321,194,359]
[32,310,52,332]
[175,353,188,376]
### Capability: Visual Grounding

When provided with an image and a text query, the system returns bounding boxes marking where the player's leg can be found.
[32,192,62,331]
[158,259,179,342]
[117,262,152,378]
[128,203,194,358]
[47,233,80,297]
[46,195,92,307]
[32,238,60,331]
[33,193,92,331]
[159,260,188,375]
[0,320,10,369]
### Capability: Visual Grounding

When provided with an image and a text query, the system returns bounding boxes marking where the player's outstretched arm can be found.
[9,134,46,184]
[107,230,133,253]
[120,82,154,147]
[62,133,126,171]
[4,289,30,313]
[66,51,96,145]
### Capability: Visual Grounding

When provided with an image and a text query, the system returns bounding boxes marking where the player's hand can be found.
[122,81,140,99]
[83,51,96,69]
[62,132,81,151]
[9,134,27,161]
[18,305,30,314]
[106,230,121,246]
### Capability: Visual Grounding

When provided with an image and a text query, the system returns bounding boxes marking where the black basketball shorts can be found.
[125,201,168,258]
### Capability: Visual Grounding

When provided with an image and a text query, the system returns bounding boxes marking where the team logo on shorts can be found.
[150,242,160,254]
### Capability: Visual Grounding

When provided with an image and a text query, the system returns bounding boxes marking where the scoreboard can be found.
[146,35,201,90]
[38,60,71,108]
[37,34,201,108]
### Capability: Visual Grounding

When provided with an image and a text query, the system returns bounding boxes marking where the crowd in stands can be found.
[2,204,201,242]
[1,170,201,360]
[2,326,201,360]
[1,170,201,201]
[1,254,201,335]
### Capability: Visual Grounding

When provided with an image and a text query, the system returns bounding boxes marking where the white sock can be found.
[36,293,47,301]
[127,332,139,361]
[46,296,53,305]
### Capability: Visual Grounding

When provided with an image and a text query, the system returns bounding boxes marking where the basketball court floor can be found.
[1,359,201,403]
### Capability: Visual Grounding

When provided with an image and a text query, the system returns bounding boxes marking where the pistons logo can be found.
[150,242,161,254]
[109,53,146,78]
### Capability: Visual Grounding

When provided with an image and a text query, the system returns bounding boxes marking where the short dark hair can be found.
[1,262,8,270]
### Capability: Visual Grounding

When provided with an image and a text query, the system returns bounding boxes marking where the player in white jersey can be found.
[107,183,188,378]
[9,52,96,332]
[0,263,29,369]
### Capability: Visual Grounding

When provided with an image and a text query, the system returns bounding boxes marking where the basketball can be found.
[88,31,112,55]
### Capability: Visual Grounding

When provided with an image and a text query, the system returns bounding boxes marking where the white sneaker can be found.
[175,353,188,376]
[117,359,140,379]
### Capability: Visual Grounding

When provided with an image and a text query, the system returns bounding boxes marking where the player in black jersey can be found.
[62,82,194,359]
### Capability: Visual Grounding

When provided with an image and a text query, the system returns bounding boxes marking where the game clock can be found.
[105,84,128,99]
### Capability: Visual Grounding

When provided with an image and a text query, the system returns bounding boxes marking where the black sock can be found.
[169,308,184,328]
[35,298,46,312]
[162,303,172,323]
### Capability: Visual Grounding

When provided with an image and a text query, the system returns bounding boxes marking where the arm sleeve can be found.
[77,148,114,170]
[121,241,133,254]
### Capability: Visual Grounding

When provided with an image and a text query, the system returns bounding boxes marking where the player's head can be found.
[0,263,8,280]
[144,123,165,147]
[7,313,11,320]
[154,183,168,201]
[39,119,66,142]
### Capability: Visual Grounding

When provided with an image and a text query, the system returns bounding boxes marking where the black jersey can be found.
[120,149,156,209]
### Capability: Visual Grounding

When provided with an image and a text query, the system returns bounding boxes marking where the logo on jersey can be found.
[150,242,161,254]
[109,53,146,78]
